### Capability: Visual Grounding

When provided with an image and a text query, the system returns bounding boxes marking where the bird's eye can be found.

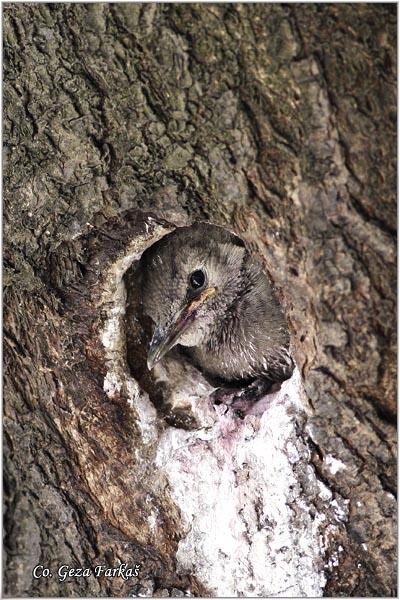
[189,269,205,290]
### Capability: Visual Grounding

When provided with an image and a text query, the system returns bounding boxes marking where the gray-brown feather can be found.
[141,222,294,383]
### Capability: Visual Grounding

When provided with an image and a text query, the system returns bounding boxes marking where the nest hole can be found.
[123,243,201,431]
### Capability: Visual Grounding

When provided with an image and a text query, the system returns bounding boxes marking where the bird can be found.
[140,222,294,386]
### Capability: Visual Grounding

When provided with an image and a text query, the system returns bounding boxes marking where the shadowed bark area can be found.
[4,3,396,597]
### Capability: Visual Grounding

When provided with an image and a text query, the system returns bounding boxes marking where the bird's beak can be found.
[147,287,216,370]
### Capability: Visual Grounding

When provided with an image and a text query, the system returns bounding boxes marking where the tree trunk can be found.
[4,3,396,597]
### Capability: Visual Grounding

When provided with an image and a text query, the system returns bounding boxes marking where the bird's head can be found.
[141,223,248,370]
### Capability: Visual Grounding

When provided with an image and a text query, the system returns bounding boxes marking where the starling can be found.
[141,222,294,385]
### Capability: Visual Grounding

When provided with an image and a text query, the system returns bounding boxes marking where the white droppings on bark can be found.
[325,454,347,475]
[99,221,172,445]
[318,480,333,501]
[330,498,349,523]
[156,369,330,597]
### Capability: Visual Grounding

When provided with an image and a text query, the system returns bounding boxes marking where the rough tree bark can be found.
[3,3,396,598]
